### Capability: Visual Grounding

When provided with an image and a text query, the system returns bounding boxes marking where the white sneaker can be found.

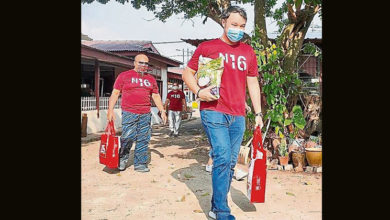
[234,168,248,181]
[208,210,216,219]
[206,164,213,172]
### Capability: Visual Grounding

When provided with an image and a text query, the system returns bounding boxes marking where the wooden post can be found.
[81,113,88,137]
[95,59,100,118]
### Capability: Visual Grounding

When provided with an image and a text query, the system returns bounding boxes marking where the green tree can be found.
[82,0,321,74]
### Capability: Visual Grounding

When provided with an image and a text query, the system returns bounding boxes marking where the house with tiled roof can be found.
[81,39,182,135]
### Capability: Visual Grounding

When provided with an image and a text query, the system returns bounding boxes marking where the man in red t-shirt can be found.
[182,6,263,220]
[164,83,187,137]
[107,54,167,173]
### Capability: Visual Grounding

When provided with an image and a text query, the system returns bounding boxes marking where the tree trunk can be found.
[254,0,268,46]
[280,11,316,74]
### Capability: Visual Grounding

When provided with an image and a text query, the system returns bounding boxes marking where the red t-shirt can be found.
[187,38,259,116]
[167,90,186,111]
[113,70,159,114]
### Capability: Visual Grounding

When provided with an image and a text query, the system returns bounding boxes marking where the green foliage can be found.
[292,105,305,129]
[250,27,306,143]
[302,42,322,60]
[82,0,321,27]
[242,127,252,144]
[265,0,278,17]
[272,2,288,33]
[243,92,256,143]
[82,0,212,23]
[295,0,303,9]
[279,138,288,156]
[290,105,306,138]
[82,0,128,4]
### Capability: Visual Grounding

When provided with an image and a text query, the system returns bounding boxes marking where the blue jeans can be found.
[201,110,245,220]
[119,111,151,170]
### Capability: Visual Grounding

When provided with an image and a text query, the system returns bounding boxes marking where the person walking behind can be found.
[107,54,167,173]
[182,6,263,220]
[164,83,187,137]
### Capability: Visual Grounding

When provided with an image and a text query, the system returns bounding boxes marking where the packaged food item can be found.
[196,56,224,98]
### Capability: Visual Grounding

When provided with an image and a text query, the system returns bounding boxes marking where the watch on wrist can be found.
[196,88,202,98]
[255,112,263,117]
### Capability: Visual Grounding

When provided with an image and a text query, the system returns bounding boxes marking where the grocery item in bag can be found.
[196,56,224,98]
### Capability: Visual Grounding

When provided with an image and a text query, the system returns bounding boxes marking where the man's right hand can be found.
[161,111,167,125]
[198,85,218,102]
[107,110,115,121]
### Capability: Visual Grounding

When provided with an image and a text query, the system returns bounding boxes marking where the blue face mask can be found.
[227,28,244,42]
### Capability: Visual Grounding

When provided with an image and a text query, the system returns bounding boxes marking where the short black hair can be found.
[220,6,247,21]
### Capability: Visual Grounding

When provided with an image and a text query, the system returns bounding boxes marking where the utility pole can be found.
[186,48,189,63]
[182,49,185,63]
[174,48,195,67]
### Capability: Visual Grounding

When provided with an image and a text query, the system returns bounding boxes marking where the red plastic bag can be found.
[247,126,267,203]
[99,121,120,169]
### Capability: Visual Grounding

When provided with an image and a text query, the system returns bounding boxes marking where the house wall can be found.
[81,108,162,135]
[149,59,168,103]
[298,55,321,77]
[81,109,122,134]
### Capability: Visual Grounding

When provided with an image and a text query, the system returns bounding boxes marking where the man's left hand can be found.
[255,115,263,129]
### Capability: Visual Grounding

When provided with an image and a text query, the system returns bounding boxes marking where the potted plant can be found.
[251,41,307,167]
[284,106,307,171]
[305,136,322,167]
[278,138,289,165]
[305,147,322,167]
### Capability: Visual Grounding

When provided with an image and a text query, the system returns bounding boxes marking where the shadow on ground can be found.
[102,148,164,173]
[230,186,256,212]
[171,163,256,219]
[102,167,120,174]
[171,163,213,219]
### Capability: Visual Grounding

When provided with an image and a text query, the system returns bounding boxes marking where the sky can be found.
[81,1,322,64]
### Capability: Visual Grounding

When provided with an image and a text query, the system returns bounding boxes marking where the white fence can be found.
[81,97,121,111]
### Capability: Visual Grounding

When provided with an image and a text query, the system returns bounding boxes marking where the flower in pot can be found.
[278,138,289,165]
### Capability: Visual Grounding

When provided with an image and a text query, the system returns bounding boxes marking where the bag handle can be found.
[105,120,116,135]
[251,125,264,159]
